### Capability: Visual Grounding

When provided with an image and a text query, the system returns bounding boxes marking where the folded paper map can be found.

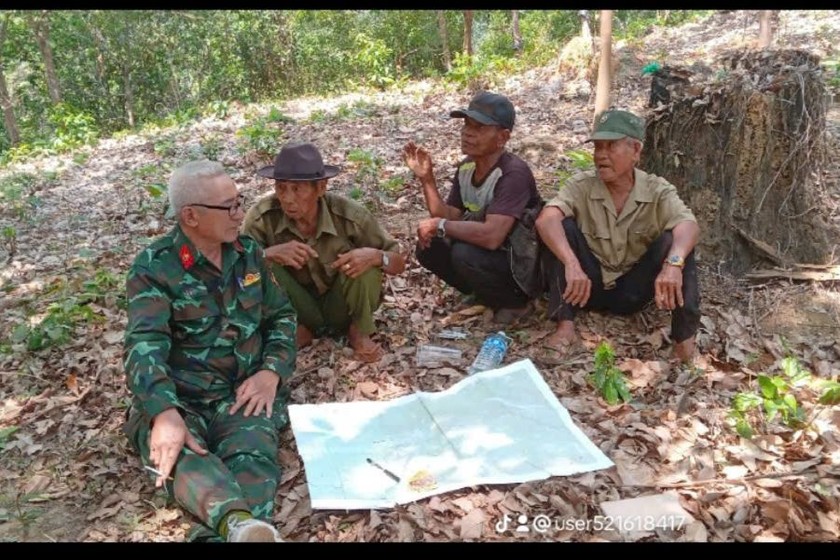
[289,358,614,510]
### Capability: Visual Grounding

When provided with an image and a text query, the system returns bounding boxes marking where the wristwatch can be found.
[665,254,685,268]
[436,218,447,238]
[381,250,390,269]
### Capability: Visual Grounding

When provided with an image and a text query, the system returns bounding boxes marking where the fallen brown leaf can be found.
[459,508,486,540]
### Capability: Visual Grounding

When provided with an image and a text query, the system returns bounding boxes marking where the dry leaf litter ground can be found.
[1,10,839,542]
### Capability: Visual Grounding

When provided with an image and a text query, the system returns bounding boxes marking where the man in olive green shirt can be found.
[242,141,406,362]
[124,160,296,542]
[536,109,700,362]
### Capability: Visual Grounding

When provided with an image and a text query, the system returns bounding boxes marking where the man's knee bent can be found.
[450,242,487,277]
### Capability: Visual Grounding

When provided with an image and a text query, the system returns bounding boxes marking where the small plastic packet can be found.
[437,328,468,340]
[415,344,463,367]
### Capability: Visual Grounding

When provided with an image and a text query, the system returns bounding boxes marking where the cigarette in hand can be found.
[144,465,174,481]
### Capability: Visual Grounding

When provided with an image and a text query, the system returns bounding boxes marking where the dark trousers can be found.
[416,238,530,309]
[544,218,700,343]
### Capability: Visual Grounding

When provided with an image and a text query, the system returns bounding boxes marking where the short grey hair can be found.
[625,137,643,151]
[168,160,227,217]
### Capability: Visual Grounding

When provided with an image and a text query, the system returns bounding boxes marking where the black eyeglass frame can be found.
[189,195,245,217]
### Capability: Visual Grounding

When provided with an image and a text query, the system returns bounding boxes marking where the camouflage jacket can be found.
[123,225,297,420]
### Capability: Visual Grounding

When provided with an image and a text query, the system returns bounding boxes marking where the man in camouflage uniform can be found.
[242,141,405,363]
[123,160,296,542]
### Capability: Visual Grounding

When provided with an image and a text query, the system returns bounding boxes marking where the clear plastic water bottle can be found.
[467,332,509,375]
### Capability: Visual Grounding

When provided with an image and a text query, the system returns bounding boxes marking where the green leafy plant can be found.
[590,341,631,405]
[816,378,840,405]
[47,103,99,152]
[379,175,405,196]
[308,109,328,123]
[0,489,44,537]
[347,148,383,189]
[236,117,284,158]
[205,99,231,119]
[8,270,119,352]
[153,137,177,157]
[728,356,815,438]
[555,148,595,188]
[0,173,41,220]
[265,106,294,124]
[200,135,224,160]
[348,186,363,201]
[2,225,16,258]
[331,99,380,121]
[0,426,18,451]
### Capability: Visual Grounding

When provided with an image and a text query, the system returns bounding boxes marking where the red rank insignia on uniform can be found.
[232,239,245,253]
[179,244,195,270]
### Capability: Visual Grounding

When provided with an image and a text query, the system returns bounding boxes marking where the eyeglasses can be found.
[189,195,245,217]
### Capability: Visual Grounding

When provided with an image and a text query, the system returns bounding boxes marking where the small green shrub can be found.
[555,148,595,188]
[236,117,284,158]
[727,356,833,439]
[590,341,631,405]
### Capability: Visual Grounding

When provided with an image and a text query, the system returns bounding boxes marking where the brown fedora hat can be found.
[257,141,341,181]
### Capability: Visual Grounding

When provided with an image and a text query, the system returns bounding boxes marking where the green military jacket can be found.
[123,225,297,420]
[547,168,697,289]
[242,192,399,295]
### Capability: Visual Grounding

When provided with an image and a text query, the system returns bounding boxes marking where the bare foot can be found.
[348,323,383,363]
[296,324,314,349]
[543,320,578,355]
[673,336,696,364]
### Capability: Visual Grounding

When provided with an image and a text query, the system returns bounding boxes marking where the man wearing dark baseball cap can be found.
[535,108,701,363]
[449,91,516,131]
[242,141,406,362]
[403,91,544,324]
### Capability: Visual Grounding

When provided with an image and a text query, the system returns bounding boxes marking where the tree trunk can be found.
[758,10,774,49]
[85,14,111,119]
[593,10,613,124]
[0,17,20,146]
[463,10,473,59]
[437,11,451,72]
[579,10,594,53]
[511,10,522,54]
[641,50,831,274]
[0,66,20,147]
[29,12,61,105]
[123,63,135,128]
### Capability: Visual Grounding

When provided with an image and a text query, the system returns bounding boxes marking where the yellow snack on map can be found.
[408,470,438,492]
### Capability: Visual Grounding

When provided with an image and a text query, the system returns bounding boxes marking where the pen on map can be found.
[366,458,400,483]
[144,465,174,481]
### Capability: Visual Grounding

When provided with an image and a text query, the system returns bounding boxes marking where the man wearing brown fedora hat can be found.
[403,91,544,325]
[535,109,700,363]
[242,141,405,363]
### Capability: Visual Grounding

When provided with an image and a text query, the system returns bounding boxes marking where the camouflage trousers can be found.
[125,398,281,542]
[272,264,382,336]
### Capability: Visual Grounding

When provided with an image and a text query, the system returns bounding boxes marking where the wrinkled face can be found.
[459,117,510,158]
[593,138,641,184]
[274,179,326,221]
[184,174,244,244]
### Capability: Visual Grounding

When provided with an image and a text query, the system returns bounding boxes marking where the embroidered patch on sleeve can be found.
[242,272,261,287]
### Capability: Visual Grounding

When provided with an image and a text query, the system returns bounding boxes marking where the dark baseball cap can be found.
[450,91,515,131]
[588,109,646,141]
